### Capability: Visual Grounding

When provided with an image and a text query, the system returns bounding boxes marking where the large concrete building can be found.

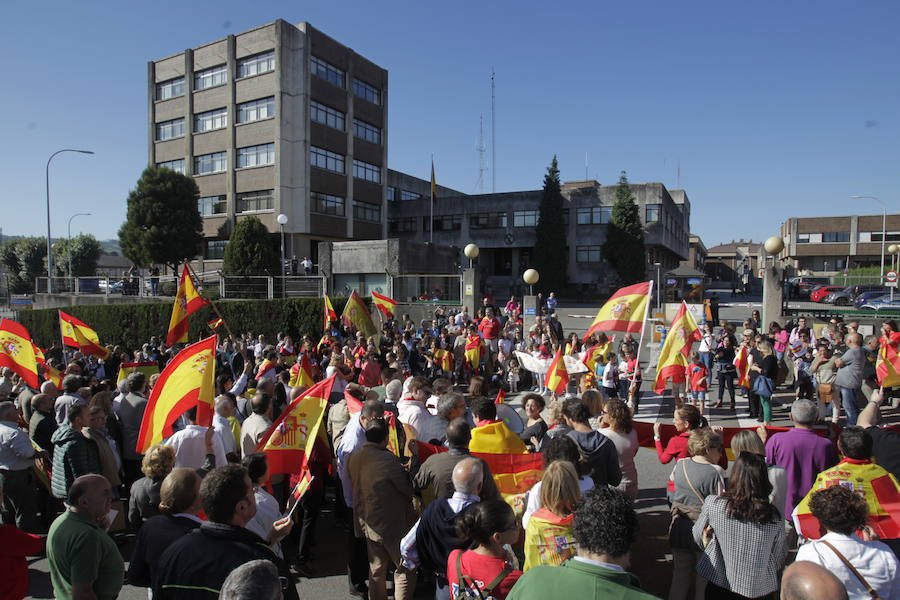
[148,20,388,267]
[386,172,691,296]
[779,214,900,274]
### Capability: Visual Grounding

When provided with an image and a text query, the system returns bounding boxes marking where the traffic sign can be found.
[886,271,898,287]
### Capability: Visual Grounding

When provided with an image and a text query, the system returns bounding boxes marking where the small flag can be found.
[323,295,338,332]
[288,353,315,388]
[166,265,210,347]
[495,389,506,404]
[545,348,569,395]
[584,281,651,339]
[0,319,39,389]
[733,345,750,388]
[877,343,900,388]
[371,291,398,320]
[341,290,377,337]
[207,317,223,330]
[58,311,110,359]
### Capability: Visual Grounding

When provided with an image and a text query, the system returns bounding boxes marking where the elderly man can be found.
[29,393,57,458]
[414,418,499,502]
[47,474,124,600]
[0,401,44,532]
[780,561,848,600]
[220,559,283,600]
[834,332,867,425]
[417,392,466,445]
[118,372,149,486]
[213,394,241,459]
[50,404,101,500]
[54,374,85,425]
[401,457,483,600]
[240,394,273,458]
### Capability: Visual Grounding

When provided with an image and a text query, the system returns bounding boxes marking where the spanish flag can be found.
[495,389,506,404]
[116,361,160,385]
[793,458,900,540]
[135,335,217,454]
[58,311,110,359]
[166,265,210,347]
[584,281,651,339]
[207,317,223,330]
[464,335,482,369]
[256,375,334,475]
[877,343,900,388]
[371,291,398,320]
[654,301,701,394]
[545,348,569,395]
[341,290,377,337]
[0,319,39,389]
[733,345,750,388]
[323,295,338,332]
[289,352,315,388]
[33,346,62,388]
[433,349,453,373]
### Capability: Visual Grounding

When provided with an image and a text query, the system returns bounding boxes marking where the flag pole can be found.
[58,310,69,368]
[185,262,236,342]
[429,155,434,244]
[631,279,653,388]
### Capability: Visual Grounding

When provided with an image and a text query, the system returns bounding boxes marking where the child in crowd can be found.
[687,351,709,414]
[507,358,521,393]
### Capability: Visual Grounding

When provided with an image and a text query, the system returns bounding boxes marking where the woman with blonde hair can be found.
[749,340,778,425]
[522,461,582,570]
[128,443,176,526]
[599,399,639,501]
[581,388,605,429]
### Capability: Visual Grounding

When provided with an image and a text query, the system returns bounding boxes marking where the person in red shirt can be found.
[686,351,709,415]
[478,309,502,364]
[0,485,45,600]
[652,405,726,500]
[447,499,522,600]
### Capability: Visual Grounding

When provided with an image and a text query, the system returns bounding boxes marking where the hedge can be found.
[17,297,349,352]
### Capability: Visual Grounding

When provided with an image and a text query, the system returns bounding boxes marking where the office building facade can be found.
[779,214,900,274]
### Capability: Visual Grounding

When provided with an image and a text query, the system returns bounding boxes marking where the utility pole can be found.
[491,69,496,194]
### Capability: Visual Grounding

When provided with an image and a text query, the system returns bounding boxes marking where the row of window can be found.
[309,100,381,143]
[310,56,381,105]
[157,143,274,176]
[155,51,276,101]
[309,146,381,183]
[797,231,900,243]
[387,187,424,201]
[198,189,274,216]
[154,97,275,141]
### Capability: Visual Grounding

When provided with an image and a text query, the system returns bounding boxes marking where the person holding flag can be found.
[654,302,701,404]
[165,265,209,347]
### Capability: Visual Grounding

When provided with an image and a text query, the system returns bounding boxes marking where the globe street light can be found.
[463,243,479,268]
[47,149,94,293]
[523,268,539,295]
[276,214,288,290]
[67,212,92,285]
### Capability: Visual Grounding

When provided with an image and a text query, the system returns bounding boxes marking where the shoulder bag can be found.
[820,540,883,600]
[454,551,514,600]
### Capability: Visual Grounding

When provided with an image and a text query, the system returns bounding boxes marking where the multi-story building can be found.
[680,234,707,272]
[386,173,690,296]
[779,214,900,274]
[148,20,388,268]
[705,240,761,284]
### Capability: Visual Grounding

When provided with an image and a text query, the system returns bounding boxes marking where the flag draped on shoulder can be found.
[877,342,900,388]
[585,281,651,339]
[135,335,217,454]
[116,361,160,385]
[464,334,482,369]
[166,265,209,346]
[371,291,398,320]
[654,301,701,394]
[58,311,110,359]
[256,375,335,475]
[323,295,337,332]
[545,348,569,395]
[433,348,453,373]
[341,290,377,337]
[0,319,39,389]
[289,353,315,388]
[33,345,61,387]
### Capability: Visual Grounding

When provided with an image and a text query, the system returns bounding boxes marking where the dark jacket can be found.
[128,476,164,526]
[50,425,100,499]
[29,409,57,458]
[128,514,201,588]
[567,429,622,488]
[153,521,297,600]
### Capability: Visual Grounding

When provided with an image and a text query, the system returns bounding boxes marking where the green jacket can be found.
[51,426,101,499]
[507,559,660,600]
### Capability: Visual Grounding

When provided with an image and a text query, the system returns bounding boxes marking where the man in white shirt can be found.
[165,406,228,469]
[54,374,86,425]
[254,335,268,362]
[397,376,433,438]
[212,395,239,457]
[424,378,452,416]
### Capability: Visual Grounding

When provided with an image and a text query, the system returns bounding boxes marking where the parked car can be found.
[826,284,887,306]
[789,277,830,299]
[810,285,844,303]
[854,290,891,308]
[860,295,900,311]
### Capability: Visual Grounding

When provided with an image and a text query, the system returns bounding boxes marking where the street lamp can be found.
[889,244,899,273]
[523,268,539,295]
[654,262,662,311]
[67,212,92,283]
[47,149,94,293]
[851,195,886,276]
[464,243,479,268]
[276,213,288,288]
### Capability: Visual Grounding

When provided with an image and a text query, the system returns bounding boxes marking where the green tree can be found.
[1,237,47,294]
[532,156,568,294]
[118,166,203,271]
[222,216,278,276]
[602,171,647,285]
[52,234,102,277]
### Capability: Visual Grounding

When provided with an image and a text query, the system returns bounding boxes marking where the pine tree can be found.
[532,156,567,295]
[222,216,278,276]
[602,171,647,285]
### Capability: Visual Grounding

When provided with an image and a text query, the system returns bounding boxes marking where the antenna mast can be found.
[491,69,496,194]
[476,115,486,194]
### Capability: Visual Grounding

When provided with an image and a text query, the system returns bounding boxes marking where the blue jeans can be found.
[699,352,713,375]
[839,385,860,425]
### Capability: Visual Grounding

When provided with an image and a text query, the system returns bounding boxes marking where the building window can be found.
[198,195,227,216]
[237,143,275,168]
[354,202,381,222]
[205,240,227,259]
[870,232,900,243]
[645,204,660,223]
[236,190,274,212]
[311,191,345,216]
[400,190,422,201]
[155,77,184,101]
[796,234,810,244]
[156,159,185,174]
[387,187,397,201]
[194,64,227,90]
[352,78,381,105]
[309,146,344,174]
[576,246,602,263]
[576,206,612,225]
[470,212,507,229]
[310,101,345,131]
[155,118,184,141]
[238,97,275,123]
[353,159,381,183]
[194,107,227,133]
[194,151,227,175]
[238,51,275,78]
[513,210,538,227]
[389,218,416,233]
[822,231,850,243]
[310,56,344,88]
[425,215,462,232]
[352,118,381,144]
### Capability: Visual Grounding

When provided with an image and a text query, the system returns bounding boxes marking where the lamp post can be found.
[462,244,480,315]
[463,243,479,268]
[276,214,288,296]
[762,236,785,327]
[523,268,539,296]
[851,195,886,277]
[46,149,94,293]
[67,212,92,285]
[654,262,662,311]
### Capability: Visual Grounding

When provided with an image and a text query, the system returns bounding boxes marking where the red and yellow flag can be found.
[470,421,528,454]
[877,343,900,388]
[495,389,506,404]
[289,353,315,388]
[135,335,217,454]
[793,459,900,540]
[58,311,110,359]
[733,345,750,388]
[323,295,338,332]
[585,281,651,339]
[341,290,377,337]
[545,348,569,395]
[207,317,223,330]
[256,375,334,475]
[433,349,453,373]
[116,361,160,385]
[371,291,398,320]
[166,265,210,347]
[34,345,62,388]
[654,301,701,394]
[0,319,39,389]
[464,335,482,369]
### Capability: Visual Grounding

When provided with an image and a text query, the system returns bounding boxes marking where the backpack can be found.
[454,551,513,600]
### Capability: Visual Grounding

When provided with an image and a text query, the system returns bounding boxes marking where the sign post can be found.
[885,270,898,301]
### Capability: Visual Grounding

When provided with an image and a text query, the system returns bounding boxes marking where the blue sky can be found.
[1,1,898,249]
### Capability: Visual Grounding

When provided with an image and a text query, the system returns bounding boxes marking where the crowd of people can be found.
[0,294,899,599]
